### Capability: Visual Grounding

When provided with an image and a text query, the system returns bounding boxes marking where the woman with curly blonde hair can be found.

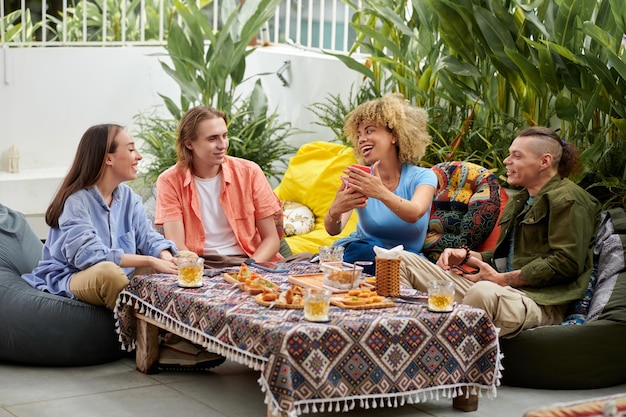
[324,94,437,273]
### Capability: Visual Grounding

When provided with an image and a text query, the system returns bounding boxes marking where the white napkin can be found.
[373,245,404,259]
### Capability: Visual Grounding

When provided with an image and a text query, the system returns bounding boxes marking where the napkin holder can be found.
[375,256,401,297]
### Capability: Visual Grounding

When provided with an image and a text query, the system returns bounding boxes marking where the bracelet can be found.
[459,245,471,265]
[327,209,342,225]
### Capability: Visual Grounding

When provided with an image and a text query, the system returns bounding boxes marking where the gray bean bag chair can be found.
[0,204,124,366]
[500,208,626,389]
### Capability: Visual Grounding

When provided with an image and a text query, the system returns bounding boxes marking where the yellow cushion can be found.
[274,141,358,254]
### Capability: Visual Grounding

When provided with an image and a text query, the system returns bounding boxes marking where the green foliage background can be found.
[132,0,298,190]
[314,0,626,208]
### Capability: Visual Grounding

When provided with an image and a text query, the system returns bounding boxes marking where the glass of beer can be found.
[427,279,455,312]
[303,288,331,322]
[177,256,204,288]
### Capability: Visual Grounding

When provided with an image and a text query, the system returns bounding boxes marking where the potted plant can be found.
[133,0,298,194]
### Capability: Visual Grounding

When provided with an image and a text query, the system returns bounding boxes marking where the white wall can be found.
[0,44,362,226]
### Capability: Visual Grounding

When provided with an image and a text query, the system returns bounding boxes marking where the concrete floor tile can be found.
[5,385,227,417]
[0,360,159,407]
[154,361,266,417]
[1,359,626,417]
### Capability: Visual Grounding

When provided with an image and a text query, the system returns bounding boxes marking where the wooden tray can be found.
[288,273,374,294]
[331,296,394,310]
[254,293,303,309]
[223,272,279,295]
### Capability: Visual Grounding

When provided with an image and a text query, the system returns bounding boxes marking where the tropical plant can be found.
[227,79,298,181]
[133,114,179,187]
[46,0,176,42]
[1,8,44,42]
[134,0,297,191]
[317,0,626,208]
[307,83,379,147]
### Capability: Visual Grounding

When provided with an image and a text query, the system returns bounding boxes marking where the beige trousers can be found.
[69,261,131,309]
[399,252,567,338]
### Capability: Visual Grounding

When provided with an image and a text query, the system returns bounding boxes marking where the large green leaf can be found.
[427,0,477,63]
[361,1,415,37]
[173,1,206,55]
[239,0,283,44]
[505,46,547,96]
[474,6,518,70]
[580,83,604,127]
[583,22,626,85]
[608,0,626,32]
[351,23,406,58]
[555,93,578,121]
[583,55,625,106]
[553,0,596,48]
[437,56,482,78]
[513,0,551,38]
[322,51,376,82]
[532,41,562,94]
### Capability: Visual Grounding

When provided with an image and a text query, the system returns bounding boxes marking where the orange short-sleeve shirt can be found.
[155,157,282,259]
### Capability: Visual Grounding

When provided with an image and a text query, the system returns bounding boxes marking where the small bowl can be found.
[322,262,363,290]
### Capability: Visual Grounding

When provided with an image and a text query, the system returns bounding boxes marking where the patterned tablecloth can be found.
[115,263,502,417]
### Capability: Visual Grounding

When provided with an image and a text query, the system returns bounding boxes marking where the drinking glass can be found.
[177,257,204,288]
[319,246,344,272]
[303,288,331,322]
[427,280,455,312]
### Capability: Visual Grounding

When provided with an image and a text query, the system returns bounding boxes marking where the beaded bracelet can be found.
[459,245,471,265]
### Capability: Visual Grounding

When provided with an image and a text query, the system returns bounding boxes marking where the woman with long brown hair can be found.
[22,124,178,309]
[23,124,227,370]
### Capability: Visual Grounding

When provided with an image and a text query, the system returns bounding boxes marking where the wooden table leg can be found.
[135,313,160,374]
[453,387,479,412]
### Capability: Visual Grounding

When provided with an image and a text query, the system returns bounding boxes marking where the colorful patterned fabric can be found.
[115,263,501,417]
[524,393,626,417]
[423,161,502,262]
[560,266,598,325]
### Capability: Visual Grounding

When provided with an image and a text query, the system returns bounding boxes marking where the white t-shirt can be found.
[194,174,245,256]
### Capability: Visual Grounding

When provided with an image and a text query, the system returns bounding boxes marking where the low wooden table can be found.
[115,264,501,416]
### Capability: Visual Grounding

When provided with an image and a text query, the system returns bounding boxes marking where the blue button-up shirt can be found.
[22,185,177,298]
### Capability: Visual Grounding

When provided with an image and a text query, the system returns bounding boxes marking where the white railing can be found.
[0,0,358,52]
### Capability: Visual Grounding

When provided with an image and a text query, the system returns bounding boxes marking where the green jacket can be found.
[482,174,601,306]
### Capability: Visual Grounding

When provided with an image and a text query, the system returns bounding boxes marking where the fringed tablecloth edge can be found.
[258,377,500,417]
[114,290,267,371]
[258,324,504,417]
